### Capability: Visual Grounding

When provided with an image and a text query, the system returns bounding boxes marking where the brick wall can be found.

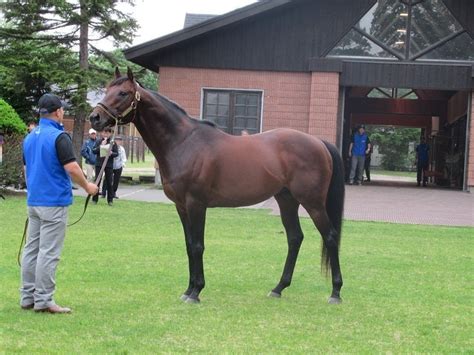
[159,67,339,139]
[468,90,474,188]
[308,72,340,144]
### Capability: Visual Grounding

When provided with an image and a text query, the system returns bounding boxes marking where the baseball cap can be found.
[358,124,366,129]
[115,136,123,140]
[89,128,97,134]
[38,93,70,114]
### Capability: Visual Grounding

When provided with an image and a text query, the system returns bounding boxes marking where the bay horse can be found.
[89,68,345,304]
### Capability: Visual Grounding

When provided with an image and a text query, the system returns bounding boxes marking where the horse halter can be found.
[96,83,141,125]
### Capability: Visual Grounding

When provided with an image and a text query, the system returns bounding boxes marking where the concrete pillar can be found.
[308,72,340,145]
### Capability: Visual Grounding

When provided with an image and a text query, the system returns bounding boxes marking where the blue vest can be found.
[352,133,368,156]
[23,118,72,206]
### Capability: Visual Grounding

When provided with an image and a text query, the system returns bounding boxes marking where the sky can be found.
[101,0,258,50]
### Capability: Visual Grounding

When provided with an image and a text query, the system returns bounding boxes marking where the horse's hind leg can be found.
[302,203,343,304]
[269,189,304,298]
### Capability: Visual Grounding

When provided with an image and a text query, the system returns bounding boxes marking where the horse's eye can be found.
[119,91,128,97]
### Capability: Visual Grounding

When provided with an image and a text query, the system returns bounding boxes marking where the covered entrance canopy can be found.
[342,86,469,189]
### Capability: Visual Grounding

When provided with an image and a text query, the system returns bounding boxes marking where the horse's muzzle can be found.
[89,112,105,131]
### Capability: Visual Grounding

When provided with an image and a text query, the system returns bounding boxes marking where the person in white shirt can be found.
[112,136,127,199]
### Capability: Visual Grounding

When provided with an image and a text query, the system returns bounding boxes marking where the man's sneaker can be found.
[35,304,72,314]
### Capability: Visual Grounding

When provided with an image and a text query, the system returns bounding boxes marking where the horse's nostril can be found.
[89,113,98,122]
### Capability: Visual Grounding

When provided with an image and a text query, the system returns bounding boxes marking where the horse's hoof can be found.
[185,297,200,304]
[328,296,342,304]
[267,291,281,298]
[180,294,189,302]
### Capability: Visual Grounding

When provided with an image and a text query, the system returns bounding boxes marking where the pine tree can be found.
[0,0,138,160]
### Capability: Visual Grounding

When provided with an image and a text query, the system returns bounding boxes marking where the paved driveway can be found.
[75,179,473,227]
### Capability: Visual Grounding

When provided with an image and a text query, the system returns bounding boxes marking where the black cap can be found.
[38,94,70,114]
[358,124,365,129]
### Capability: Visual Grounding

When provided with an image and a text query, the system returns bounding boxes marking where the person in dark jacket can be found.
[416,136,430,187]
[364,141,373,182]
[80,128,97,182]
[92,127,118,205]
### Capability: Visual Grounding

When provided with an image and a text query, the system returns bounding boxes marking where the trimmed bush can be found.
[0,98,27,135]
[0,98,27,188]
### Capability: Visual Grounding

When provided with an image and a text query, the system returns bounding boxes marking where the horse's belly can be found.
[207,165,283,207]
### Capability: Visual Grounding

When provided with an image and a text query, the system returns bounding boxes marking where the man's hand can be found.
[348,151,352,157]
[85,183,99,195]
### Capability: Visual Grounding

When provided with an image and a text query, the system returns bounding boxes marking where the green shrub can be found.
[0,133,25,188]
[0,98,27,135]
[0,99,26,187]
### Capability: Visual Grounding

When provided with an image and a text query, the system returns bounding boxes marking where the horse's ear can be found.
[115,67,121,79]
[127,67,134,82]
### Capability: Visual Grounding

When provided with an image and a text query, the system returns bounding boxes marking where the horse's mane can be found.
[152,91,217,128]
[109,76,217,128]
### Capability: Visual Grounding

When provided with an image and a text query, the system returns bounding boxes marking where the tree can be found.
[89,49,158,91]
[0,39,78,121]
[0,0,138,161]
[370,127,420,171]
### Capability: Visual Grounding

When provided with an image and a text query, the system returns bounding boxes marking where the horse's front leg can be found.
[182,201,207,304]
[176,207,194,301]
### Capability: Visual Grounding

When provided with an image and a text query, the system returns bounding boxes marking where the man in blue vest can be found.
[21,93,99,314]
[348,124,371,185]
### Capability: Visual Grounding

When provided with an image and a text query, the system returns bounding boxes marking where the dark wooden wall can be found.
[340,61,473,90]
[151,0,375,71]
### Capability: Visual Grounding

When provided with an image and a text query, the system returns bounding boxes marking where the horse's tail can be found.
[321,141,345,274]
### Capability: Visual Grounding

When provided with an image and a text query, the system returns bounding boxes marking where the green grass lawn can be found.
[371,169,417,178]
[126,151,155,169]
[1,195,472,353]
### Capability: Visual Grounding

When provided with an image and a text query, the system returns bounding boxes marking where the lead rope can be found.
[17,120,119,267]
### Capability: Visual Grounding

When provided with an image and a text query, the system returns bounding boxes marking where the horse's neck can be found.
[133,91,194,172]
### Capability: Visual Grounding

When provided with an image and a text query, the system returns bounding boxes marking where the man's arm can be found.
[64,162,98,195]
[348,142,353,157]
[55,133,98,195]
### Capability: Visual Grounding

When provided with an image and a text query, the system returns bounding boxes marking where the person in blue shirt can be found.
[348,124,371,185]
[21,93,98,314]
[416,136,430,187]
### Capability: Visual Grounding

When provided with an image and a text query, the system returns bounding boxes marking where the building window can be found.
[202,89,262,135]
[328,0,474,62]
[367,87,418,99]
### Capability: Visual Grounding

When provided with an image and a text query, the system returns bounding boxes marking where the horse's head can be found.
[89,67,141,131]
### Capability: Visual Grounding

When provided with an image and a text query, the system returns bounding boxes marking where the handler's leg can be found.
[33,207,68,310]
[20,207,41,308]
[356,156,365,184]
[349,155,358,184]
